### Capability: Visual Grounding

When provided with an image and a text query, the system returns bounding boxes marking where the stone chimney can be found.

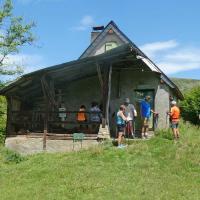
[91,26,104,43]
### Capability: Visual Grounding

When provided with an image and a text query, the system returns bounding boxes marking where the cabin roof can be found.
[0,43,183,99]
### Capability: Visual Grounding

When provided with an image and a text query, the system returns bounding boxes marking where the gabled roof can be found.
[79,20,183,99]
[80,21,143,59]
[0,43,183,100]
[0,21,184,100]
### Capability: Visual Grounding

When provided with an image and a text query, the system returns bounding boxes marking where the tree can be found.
[180,86,200,125]
[0,0,35,78]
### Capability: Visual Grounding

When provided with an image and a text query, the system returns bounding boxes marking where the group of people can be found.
[116,96,181,148]
[77,102,102,133]
[73,96,181,146]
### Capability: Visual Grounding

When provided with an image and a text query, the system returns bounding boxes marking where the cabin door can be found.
[134,89,155,131]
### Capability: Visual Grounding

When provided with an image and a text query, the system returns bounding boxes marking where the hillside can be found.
[0,122,200,200]
[171,77,200,93]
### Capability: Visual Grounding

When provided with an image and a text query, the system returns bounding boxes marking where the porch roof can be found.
[0,43,183,99]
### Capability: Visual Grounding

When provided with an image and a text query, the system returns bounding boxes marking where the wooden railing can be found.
[11,110,102,134]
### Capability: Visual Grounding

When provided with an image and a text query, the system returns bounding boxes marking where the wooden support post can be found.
[6,96,12,136]
[101,64,112,128]
[43,116,47,150]
[106,64,112,129]
[41,76,49,151]
[96,63,103,89]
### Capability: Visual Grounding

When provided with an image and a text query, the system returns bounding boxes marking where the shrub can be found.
[4,149,25,164]
[0,96,7,144]
[180,86,200,125]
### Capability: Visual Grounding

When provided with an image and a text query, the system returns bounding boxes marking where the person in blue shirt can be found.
[140,96,156,139]
[90,101,102,133]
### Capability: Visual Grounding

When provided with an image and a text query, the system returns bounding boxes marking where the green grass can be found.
[0,122,200,200]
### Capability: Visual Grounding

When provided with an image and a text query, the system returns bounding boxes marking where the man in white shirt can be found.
[124,98,137,138]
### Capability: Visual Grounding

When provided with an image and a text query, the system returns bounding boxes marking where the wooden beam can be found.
[41,76,48,151]
[101,63,112,129]
[43,117,47,150]
[96,63,103,88]
[6,96,12,136]
[41,76,57,108]
[106,64,112,129]
[101,67,108,122]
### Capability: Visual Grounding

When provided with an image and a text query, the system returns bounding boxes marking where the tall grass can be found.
[0,121,200,199]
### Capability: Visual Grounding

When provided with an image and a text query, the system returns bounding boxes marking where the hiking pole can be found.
[166,112,169,128]
[154,113,159,129]
[133,120,136,138]
[126,121,129,142]
[126,121,130,144]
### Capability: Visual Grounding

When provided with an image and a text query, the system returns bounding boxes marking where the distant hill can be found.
[171,78,200,93]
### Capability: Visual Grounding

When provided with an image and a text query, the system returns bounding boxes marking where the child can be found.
[77,105,87,131]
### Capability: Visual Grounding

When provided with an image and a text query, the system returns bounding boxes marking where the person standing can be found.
[140,96,156,139]
[77,105,87,131]
[90,102,102,133]
[58,102,67,128]
[116,105,127,148]
[168,101,180,139]
[124,98,137,138]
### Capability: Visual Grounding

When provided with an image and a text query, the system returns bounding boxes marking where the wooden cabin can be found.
[0,21,183,140]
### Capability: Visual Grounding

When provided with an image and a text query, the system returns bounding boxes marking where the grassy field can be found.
[0,122,200,200]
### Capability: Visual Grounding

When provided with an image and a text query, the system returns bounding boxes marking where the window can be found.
[105,42,118,52]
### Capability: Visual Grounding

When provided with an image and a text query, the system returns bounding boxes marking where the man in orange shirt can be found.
[168,101,180,139]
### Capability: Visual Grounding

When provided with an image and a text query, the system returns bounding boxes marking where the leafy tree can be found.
[0,0,35,143]
[0,0,35,78]
[181,86,200,125]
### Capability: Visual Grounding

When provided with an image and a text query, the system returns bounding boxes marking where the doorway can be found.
[133,89,155,131]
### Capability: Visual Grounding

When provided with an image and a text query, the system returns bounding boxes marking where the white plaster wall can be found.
[154,84,170,129]
[91,34,126,56]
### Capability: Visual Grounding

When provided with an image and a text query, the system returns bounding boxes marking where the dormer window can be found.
[105,42,118,51]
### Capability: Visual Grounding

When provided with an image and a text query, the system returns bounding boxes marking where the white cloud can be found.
[72,15,95,31]
[2,54,44,72]
[0,54,45,81]
[140,40,178,58]
[157,62,200,74]
[140,40,200,75]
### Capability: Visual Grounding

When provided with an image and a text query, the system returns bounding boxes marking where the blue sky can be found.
[6,0,200,79]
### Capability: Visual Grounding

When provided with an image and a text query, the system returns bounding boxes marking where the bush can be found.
[0,147,26,164]
[4,150,25,164]
[0,96,7,144]
[180,86,200,125]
